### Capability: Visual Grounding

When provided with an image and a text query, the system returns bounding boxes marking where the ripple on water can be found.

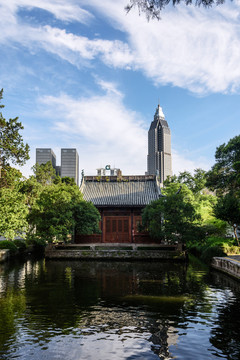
[1,259,240,360]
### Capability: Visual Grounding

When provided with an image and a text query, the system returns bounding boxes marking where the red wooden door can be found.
[104,216,130,243]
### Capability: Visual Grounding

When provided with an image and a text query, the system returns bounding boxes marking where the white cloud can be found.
[1,0,93,23]
[40,26,134,68]
[0,1,134,70]
[39,84,148,175]
[94,76,123,97]
[86,0,240,94]
[3,0,240,94]
[172,149,211,176]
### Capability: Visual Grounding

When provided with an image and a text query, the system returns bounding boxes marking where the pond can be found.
[0,256,240,360]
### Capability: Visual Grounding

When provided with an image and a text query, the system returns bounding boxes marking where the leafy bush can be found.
[200,245,226,264]
[26,234,46,252]
[13,239,27,251]
[205,236,235,247]
[0,240,18,253]
[222,244,240,255]
[187,235,239,263]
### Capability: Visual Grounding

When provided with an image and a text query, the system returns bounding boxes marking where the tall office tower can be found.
[147,104,172,183]
[36,148,56,169]
[61,148,79,185]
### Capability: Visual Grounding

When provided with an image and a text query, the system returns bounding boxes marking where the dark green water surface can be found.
[0,257,240,360]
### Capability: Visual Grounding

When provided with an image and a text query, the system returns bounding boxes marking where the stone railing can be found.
[45,243,186,261]
[211,257,240,280]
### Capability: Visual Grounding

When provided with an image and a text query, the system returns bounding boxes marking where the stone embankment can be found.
[45,243,187,261]
[211,256,240,280]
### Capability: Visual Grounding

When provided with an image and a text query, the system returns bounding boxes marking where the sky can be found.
[0,0,240,179]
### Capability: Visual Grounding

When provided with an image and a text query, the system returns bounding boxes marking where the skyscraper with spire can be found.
[147,104,172,184]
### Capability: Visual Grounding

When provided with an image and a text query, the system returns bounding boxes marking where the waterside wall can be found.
[45,243,187,261]
[211,256,240,280]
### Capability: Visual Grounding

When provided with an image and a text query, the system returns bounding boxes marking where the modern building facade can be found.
[61,148,79,186]
[36,148,56,169]
[35,148,79,185]
[147,104,172,184]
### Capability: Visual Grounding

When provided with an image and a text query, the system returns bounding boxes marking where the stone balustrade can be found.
[211,256,240,280]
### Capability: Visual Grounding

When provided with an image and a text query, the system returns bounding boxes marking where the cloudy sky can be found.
[0,0,240,178]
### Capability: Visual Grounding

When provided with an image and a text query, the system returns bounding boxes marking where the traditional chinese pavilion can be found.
[76,170,162,244]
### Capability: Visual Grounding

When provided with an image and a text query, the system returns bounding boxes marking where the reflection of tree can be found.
[210,298,240,360]
[2,257,236,360]
[209,272,240,360]
[23,260,101,330]
[0,290,26,355]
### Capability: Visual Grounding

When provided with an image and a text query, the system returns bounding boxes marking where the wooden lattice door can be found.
[104,216,131,243]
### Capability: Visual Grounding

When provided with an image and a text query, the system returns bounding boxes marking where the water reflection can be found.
[0,258,240,359]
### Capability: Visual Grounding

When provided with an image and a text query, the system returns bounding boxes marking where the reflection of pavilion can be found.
[73,261,182,359]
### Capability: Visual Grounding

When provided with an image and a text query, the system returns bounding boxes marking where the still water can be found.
[0,257,240,360]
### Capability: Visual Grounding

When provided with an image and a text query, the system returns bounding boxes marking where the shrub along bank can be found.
[188,236,240,264]
[0,238,45,258]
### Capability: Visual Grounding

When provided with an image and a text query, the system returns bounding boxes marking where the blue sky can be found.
[0,0,240,178]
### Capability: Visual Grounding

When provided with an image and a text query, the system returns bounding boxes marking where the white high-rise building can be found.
[36,148,56,169]
[35,148,79,185]
[61,148,79,186]
[147,104,172,184]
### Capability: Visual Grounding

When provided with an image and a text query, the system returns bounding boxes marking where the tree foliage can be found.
[74,201,101,235]
[206,135,240,195]
[19,176,44,206]
[28,183,100,243]
[0,89,29,176]
[142,183,200,243]
[164,169,228,235]
[142,170,228,245]
[205,135,240,245]
[53,176,76,185]
[214,193,240,245]
[0,187,28,240]
[32,161,56,186]
[0,166,23,189]
[164,168,206,195]
[125,0,226,20]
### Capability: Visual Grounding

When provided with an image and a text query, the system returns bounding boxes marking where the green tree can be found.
[19,175,43,207]
[32,161,56,185]
[206,135,240,196]
[142,183,200,243]
[0,89,29,178]
[28,183,100,243]
[164,171,227,237]
[61,176,75,185]
[0,187,28,240]
[214,193,240,245]
[0,166,23,189]
[74,201,101,235]
[164,168,206,195]
[53,176,75,185]
[53,175,62,185]
[125,0,226,20]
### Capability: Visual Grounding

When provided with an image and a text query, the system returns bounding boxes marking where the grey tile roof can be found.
[80,177,161,207]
